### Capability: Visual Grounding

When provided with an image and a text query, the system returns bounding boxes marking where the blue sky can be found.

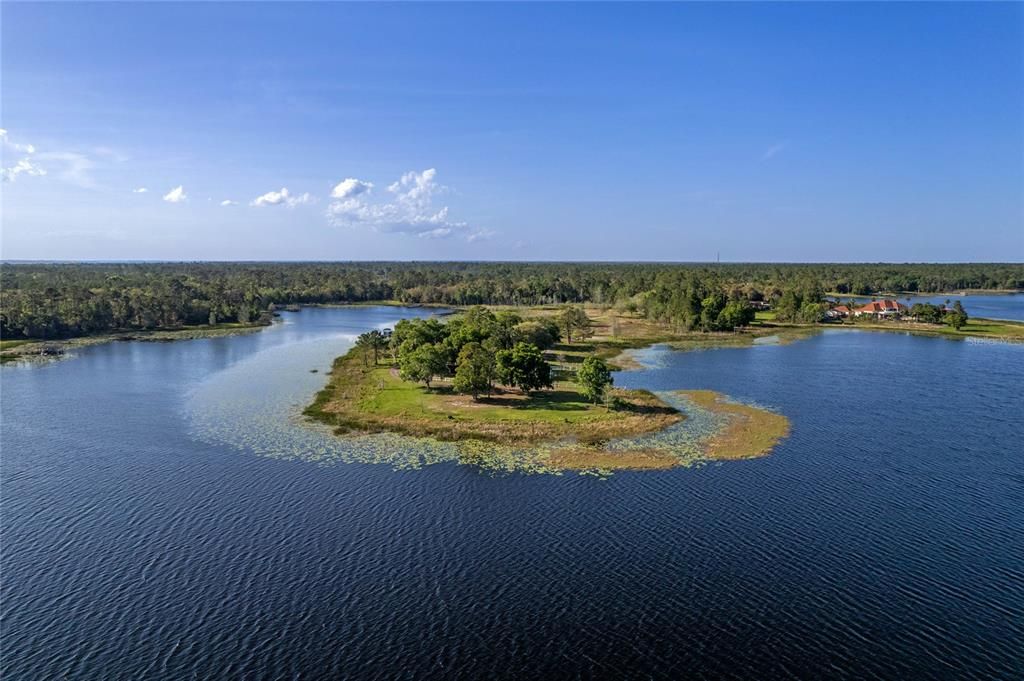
[2,2,1022,262]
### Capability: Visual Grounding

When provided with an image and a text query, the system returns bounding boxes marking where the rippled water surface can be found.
[3,307,1023,679]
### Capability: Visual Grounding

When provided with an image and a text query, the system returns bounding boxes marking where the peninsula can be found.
[305,305,792,471]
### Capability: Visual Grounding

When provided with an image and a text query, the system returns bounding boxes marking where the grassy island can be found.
[305,305,793,472]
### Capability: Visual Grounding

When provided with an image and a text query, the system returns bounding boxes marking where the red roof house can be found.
[854,300,907,317]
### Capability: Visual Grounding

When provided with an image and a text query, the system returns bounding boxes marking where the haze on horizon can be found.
[1,2,1022,263]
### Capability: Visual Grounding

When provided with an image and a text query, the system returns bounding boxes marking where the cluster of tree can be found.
[2,262,1019,340]
[639,275,757,331]
[354,329,391,366]
[773,285,829,323]
[389,307,565,398]
[375,305,615,403]
[909,301,969,329]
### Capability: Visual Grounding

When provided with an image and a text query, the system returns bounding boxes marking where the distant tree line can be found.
[1,262,1020,340]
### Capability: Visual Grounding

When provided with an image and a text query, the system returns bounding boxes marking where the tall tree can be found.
[399,343,447,388]
[560,306,591,344]
[452,342,496,400]
[495,342,553,394]
[577,356,613,403]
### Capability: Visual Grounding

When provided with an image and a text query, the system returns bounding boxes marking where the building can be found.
[826,305,852,319]
[854,300,907,318]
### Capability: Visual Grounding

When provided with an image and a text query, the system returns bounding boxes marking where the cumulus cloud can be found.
[133,187,148,193]
[326,168,481,241]
[220,199,238,206]
[163,185,187,203]
[252,187,315,208]
[331,178,374,199]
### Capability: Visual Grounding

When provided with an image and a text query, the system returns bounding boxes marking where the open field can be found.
[305,345,683,445]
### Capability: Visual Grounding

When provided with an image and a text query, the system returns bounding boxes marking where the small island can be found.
[305,305,791,472]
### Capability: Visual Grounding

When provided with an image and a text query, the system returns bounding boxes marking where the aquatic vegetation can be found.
[184,329,789,476]
[304,346,683,445]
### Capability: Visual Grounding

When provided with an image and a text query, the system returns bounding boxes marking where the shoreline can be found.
[302,306,795,472]
[4,299,1022,366]
[0,321,271,363]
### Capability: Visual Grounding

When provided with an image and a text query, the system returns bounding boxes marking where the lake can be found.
[2,306,1022,679]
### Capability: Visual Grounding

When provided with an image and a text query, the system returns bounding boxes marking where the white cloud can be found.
[466,229,496,243]
[133,187,148,193]
[163,185,187,203]
[761,141,789,161]
[36,151,97,188]
[331,178,373,199]
[1,130,118,189]
[0,129,36,154]
[1,130,45,182]
[418,227,452,239]
[327,168,481,241]
[1,158,47,182]
[252,187,315,208]
[220,199,238,206]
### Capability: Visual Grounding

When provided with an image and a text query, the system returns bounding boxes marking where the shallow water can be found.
[3,307,1023,678]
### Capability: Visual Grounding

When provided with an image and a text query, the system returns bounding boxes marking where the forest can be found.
[1,261,1021,340]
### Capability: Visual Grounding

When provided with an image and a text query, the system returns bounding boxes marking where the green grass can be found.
[305,346,682,445]
[0,340,31,350]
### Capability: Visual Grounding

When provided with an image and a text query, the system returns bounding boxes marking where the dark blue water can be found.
[832,293,1024,321]
[3,308,1023,679]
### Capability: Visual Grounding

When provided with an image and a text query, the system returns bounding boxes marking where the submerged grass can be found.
[305,342,791,473]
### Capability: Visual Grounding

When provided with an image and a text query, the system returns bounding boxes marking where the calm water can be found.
[2,307,1023,679]
[832,292,1024,321]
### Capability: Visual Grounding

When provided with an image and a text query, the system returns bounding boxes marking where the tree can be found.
[717,300,755,330]
[355,332,373,366]
[910,303,943,324]
[358,329,389,365]
[699,293,728,331]
[513,319,560,350]
[495,342,553,394]
[577,356,613,403]
[945,300,968,330]
[560,306,591,343]
[399,342,447,388]
[452,342,496,400]
[798,301,827,324]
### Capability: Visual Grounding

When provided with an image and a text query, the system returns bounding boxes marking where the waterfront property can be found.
[854,300,909,317]
[826,305,852,319]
